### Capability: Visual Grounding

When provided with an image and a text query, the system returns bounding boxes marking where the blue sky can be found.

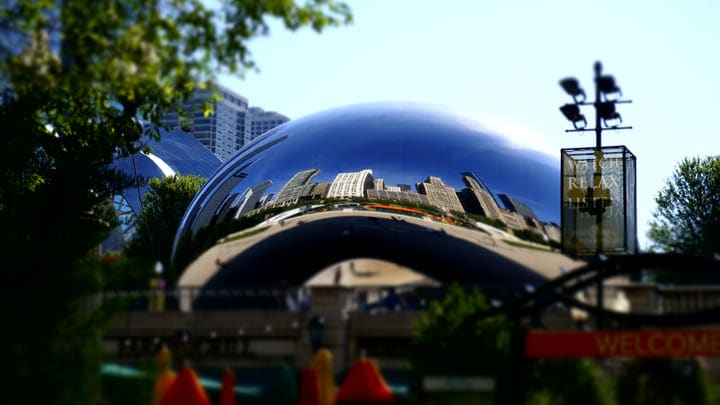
[221,0,720,249]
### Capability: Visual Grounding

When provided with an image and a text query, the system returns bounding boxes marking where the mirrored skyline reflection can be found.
[173,102,560,261]
[243,168,513,218]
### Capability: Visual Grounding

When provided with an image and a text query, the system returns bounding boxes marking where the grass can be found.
[502,239,554,252]
[218,226,270,244]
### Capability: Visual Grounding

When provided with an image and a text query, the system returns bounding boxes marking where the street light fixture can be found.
[558,61,632,148]
[597,75,622,101]
[559,77,586,103]
[559,104,587,129]
[597,102,622,127]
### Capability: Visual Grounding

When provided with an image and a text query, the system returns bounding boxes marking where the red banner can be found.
[526,330,720,358]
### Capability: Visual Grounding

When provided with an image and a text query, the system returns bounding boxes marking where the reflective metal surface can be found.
[105,127,221,249]
[173,102,576,290]
[113,127,221,214]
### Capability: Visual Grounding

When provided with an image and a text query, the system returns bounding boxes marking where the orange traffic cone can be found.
[335,358,395,404]
[152,347,176,405]
[297,367,322,405]
[311,349,336,405]
[159,365,212,405]
[219,367,237,405]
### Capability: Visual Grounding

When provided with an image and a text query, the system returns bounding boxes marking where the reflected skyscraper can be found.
[498,193,538,222]
[274,169,320,205]
[499,209,527,231]
[460,172,497,201]
[327,169,374,199]
[416,176,464,212]
[367,186,430,205]
[191,170,247,232]
[234,180,273,218]
[459,173,502,220]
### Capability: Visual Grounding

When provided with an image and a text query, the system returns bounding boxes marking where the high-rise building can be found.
[367,188,430,205]
[543,222,562,243]
[460,171,501,206]
[309,183,330,200]
[246,107,290,145]
[498,194,538,221]
[162,86,288,162]
[233,180,273,219]
[459,173,502,220]
[190,171,247,232]
[327,169,374,199]
[273,168,320,205]
[499,209,527,231]
[257,193,274,208]
[416,176,464,212]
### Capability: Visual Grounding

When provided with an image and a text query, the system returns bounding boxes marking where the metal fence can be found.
[94,283,533,313]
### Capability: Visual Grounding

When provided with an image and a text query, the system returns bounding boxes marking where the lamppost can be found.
[153,261,165,312]
[559,62,632,148]
[307,314,325,353]
[559,61,633,328]
[561,62,632,253]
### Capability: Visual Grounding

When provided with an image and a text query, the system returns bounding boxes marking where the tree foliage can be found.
[125,174,206,284]
[411,284,512,375]
[0,0,350,403]
[411,285,612,403]
[615,359,711,405]
[648,156,720,257]
[526,359,613,405]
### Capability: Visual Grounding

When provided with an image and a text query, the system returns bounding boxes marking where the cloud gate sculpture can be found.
[172,102,581,300]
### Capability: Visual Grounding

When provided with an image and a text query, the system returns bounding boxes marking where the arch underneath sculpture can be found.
[178,211,577,294]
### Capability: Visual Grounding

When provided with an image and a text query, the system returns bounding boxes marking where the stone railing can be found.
[617,284,720,315]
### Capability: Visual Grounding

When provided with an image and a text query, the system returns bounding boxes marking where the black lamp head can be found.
[560,104,587,129]
[559,77,586,103]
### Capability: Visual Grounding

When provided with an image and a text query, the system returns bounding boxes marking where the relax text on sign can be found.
[526,331,720,358]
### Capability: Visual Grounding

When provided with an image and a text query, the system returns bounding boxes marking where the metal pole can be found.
[593,61,605,329]
[594,61,603,149]
[510,319,527,404]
